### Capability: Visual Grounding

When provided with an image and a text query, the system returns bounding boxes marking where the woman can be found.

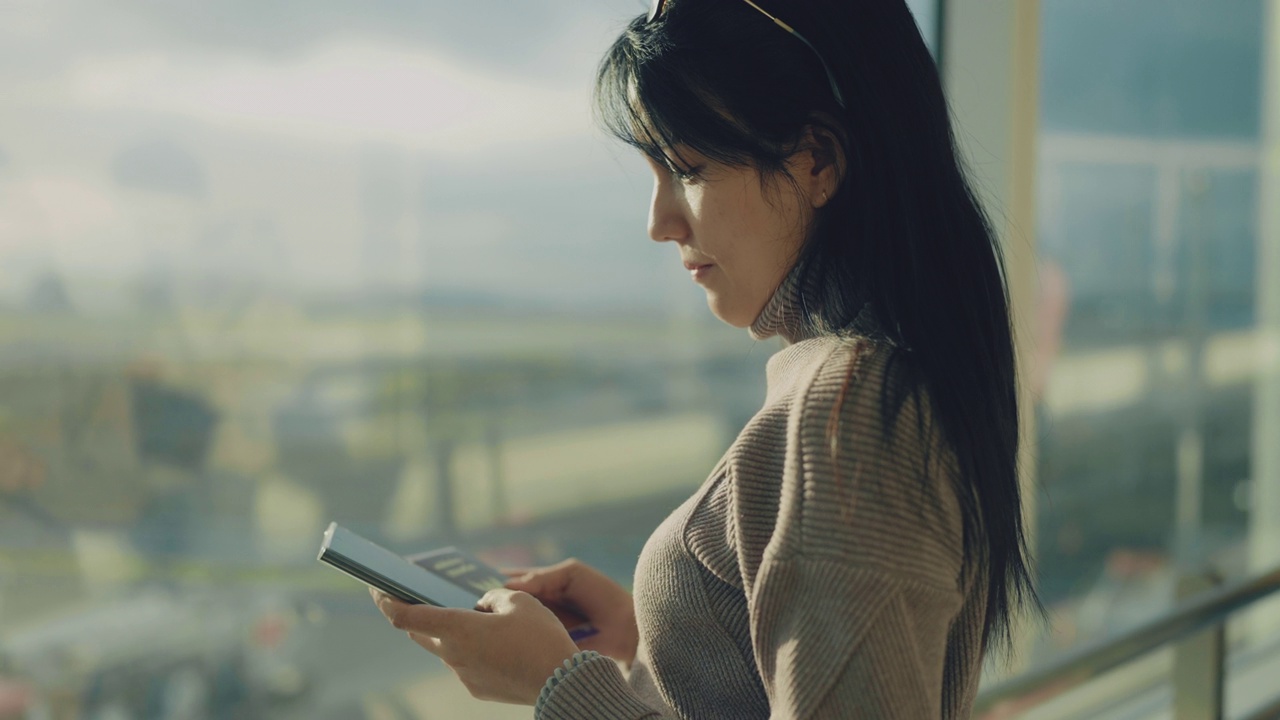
[372,0,1038,717]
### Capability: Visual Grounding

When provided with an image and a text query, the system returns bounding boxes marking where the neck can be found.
[748,263,813,344]
[748,262,891,346]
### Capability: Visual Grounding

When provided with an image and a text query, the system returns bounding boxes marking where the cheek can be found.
[696,175,803,278]
[740,192,804,270]
[684,187,709,230]
[696,184,754,255]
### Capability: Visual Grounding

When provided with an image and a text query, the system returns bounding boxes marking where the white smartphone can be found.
[317,522,483,608]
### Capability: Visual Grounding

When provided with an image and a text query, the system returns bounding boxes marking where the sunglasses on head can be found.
[647,0,846,108]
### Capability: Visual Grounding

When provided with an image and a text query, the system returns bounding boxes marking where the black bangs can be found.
[593,16,792,175]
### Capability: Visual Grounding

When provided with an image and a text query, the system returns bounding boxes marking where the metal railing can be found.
[975,565,1280,720]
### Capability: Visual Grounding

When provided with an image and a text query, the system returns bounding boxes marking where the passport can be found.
[407,546,508,596]
[408,546,599,642]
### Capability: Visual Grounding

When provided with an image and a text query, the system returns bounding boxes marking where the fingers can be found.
[502,568,544,595]
[546,561,622,620]
[503,566,552,592]
[504,559,629,623]
[408,632,446,657]
[477,588,541,614]
[503,558,580,599]
[369,588,470,637]
[368,589,467,664]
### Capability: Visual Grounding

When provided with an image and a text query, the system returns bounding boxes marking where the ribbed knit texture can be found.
[536,274,988,719]
[749,264,811,342]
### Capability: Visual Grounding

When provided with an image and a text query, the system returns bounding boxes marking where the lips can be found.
[684,261,715,283]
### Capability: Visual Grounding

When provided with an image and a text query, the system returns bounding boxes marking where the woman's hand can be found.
[370,587,579,705]
[504,559,639,666]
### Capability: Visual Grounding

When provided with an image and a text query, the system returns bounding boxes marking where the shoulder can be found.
[795,335,897,412]
[774,335,965,588]
[795,337,934,472]
[781,335,924,472]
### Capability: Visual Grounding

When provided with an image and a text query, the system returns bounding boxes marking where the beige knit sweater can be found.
[535,277,988,719]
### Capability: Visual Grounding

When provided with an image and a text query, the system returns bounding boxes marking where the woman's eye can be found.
[673,165,704,182]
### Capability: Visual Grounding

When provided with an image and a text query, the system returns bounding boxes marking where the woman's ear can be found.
[802,117,848,208]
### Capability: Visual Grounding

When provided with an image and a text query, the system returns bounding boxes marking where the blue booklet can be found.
[407,546,599,642]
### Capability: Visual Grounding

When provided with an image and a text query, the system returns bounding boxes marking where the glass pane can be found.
[1030,0,1280,705]
[0,2,943,719]
[907,0,940,55]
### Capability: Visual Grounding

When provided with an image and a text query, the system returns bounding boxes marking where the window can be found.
[0,2,941,717]
[1028,0,1280,705]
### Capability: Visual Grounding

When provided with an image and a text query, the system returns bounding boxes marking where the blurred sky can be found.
[0,0,936,315]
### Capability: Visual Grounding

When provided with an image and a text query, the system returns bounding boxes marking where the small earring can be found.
[821,190,829,204]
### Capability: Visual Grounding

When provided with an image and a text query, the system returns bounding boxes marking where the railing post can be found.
[1250,0,1280,652]
[1173,570,1226,720]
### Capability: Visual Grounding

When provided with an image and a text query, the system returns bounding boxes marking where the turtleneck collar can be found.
[748,261,893,347]
[748,262,811,344]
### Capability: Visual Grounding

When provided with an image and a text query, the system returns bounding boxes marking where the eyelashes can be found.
[644,154,702,183]
[671,164,705,182]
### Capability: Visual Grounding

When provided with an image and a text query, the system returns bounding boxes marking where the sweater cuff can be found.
[534,651,659,720]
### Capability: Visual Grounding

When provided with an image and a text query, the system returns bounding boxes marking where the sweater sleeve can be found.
[534,652,665,720]
[749,557,963,718]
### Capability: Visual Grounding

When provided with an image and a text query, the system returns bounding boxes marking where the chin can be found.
[705,293,755,329]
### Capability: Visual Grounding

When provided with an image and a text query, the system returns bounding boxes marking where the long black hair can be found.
[594,0,1039,654]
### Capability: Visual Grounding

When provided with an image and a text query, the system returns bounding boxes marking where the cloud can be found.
[65,40,594,156]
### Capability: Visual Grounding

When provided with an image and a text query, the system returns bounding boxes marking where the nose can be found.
[647,177,690,244]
